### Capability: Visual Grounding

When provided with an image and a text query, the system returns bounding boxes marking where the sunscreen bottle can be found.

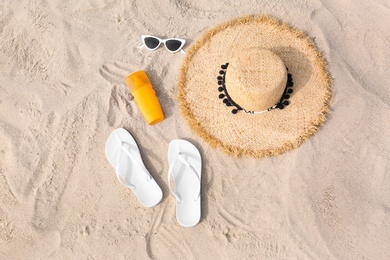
[125,70,164,125]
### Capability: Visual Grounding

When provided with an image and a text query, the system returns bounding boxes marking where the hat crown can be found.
[225,48,287,111]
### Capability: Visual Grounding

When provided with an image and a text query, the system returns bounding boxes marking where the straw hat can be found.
[178,15,332,158]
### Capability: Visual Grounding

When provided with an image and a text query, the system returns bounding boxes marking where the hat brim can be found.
[178,15,332,158]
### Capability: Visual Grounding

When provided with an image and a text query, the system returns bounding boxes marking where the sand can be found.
[1,0,390,259]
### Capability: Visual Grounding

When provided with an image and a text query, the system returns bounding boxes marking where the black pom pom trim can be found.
[217,63,243,114]
[217,62,297,115]
[272,70,294,111]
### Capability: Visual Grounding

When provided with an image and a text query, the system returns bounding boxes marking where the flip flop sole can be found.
[105,128,162,207]
[168,139,202,227]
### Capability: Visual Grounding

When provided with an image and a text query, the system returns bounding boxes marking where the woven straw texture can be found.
[178,15,332,158]
[226,48,288,111]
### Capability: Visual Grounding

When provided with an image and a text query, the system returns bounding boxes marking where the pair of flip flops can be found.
[105,128,202,227]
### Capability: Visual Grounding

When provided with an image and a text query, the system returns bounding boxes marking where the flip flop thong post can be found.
[105,128,163,207]
[168,139,202,227]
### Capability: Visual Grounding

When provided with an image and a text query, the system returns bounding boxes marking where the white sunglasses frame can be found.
[139,35,186,54]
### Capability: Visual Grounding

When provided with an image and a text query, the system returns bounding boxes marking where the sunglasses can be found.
[139,35,186,54]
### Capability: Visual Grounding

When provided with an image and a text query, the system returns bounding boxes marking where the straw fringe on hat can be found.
[178,15,332,158]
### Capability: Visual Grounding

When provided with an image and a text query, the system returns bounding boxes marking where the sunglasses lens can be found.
[144,37,160,49]
[165,39,182,52]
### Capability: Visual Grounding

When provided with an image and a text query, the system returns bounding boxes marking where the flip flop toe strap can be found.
[115,141,152,190]
[168,152,200,203]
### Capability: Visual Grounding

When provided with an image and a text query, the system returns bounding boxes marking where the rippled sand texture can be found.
[1,0,390,259]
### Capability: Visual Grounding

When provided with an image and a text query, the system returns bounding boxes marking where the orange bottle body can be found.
[125,71,164,125]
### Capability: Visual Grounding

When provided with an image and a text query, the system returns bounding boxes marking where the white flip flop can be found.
[105,128,162,207]
[168,139,202,227]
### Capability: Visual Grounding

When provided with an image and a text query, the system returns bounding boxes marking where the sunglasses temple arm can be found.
[139,44,145,49]
[180,49,186,54]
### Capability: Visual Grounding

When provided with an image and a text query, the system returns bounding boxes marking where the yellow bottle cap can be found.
[125,70,151,92]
